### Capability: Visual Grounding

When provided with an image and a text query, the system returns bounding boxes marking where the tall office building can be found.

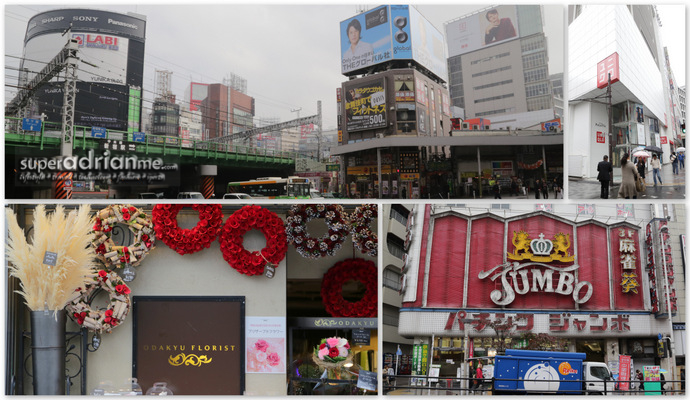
[445,5,554,129]
[199,83,255,141]
[568,5,682,178]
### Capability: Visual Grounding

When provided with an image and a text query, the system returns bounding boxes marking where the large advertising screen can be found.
[340,5,393,75]
[344,78,387,132]
[23,32,130,85]
[25,9,146,42]
[446,5,520,57]
[408,6,447,81]
[341,5,447,81]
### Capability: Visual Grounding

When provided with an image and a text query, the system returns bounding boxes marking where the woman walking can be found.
[618,153,639,199]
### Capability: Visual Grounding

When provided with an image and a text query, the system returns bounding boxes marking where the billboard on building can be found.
[446,5,520,57]
[21,9,146,131]
[343,78,387,132]
[340,5,447,81]
[190,83,209,111]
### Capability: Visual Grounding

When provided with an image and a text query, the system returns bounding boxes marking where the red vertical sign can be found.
[597,53,620,89]
[619,355,631,391]
[660,136,668,144]
[596,131,606,143]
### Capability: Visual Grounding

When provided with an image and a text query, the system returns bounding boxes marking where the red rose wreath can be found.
[219,205,288,276]
[91,205,155,269]
[320,258,377,318]
[350,204,378,257]
[66,270,131,333]
[285,204,350,259]
[152,204,223,255]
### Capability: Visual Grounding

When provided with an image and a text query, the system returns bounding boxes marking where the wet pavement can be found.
[569,165,686,200]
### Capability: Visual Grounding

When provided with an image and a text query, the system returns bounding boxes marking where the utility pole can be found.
[607,73,613,188]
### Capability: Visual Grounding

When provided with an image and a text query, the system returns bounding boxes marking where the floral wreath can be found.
[91,205,155,269]
[321,258,377,318]
[219,205,288,276]
[285,204,350,259]
[66,269,131,333]
[350,204,378,257]
[312,337,352,370]
[152,204,223,255]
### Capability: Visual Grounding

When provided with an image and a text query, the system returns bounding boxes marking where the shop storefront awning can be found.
[331,134,563,155]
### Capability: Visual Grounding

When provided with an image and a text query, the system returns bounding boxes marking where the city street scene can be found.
[566,5,686,200]
[382,203,686,395]
[5,5,563,200]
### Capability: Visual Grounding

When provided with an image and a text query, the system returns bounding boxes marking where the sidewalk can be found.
[569,164,686,200]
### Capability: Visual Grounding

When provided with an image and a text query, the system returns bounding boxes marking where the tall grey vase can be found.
[30,310,66,395]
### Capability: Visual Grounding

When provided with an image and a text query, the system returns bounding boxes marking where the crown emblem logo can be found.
[530,233,553,256]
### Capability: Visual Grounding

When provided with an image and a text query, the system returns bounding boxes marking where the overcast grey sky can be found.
[3,3,683,131]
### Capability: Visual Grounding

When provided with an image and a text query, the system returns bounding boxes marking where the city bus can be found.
[226,177,311,199]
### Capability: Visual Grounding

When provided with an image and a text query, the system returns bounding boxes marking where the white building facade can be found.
[568,5,680,179]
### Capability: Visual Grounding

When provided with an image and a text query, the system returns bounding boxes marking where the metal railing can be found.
[5,116,317,162]
[383,374,685,396]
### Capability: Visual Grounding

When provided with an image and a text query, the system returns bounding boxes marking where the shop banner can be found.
[619,355,631,391]
[245,317,286,374]
[133,296,245,395]
[344,78,386,132]
[643,366,662,395]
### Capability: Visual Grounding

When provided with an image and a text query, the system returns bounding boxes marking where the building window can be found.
[387,234,405,259]
[383,305,400,326]
[383,268,402,291]
[390,205,410,226]
[475,93,515,104]
[474,80,514,91]
[472,65,512,78]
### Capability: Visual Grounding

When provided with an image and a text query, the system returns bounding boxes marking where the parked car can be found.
[138,192,163,199]
[321,192,336,199]
[177,192,205,199]
[223,193,252,200]
[309,189,324,199]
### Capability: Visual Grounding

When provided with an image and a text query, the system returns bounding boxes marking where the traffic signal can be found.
[682,122,686,134]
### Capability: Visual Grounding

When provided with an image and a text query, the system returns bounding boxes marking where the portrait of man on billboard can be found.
[343,18,374,70]
[483,8,516,44]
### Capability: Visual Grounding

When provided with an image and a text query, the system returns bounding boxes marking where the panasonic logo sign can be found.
[108,19,138,30]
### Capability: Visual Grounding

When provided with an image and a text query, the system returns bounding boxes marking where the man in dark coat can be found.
[597,155,613,199]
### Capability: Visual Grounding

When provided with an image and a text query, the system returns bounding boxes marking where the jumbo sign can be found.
[479,232,593,306]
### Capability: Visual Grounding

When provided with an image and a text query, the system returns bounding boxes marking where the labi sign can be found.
[133,296,245,395]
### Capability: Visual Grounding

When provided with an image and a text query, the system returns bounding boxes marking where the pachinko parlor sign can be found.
[478,231,592,306]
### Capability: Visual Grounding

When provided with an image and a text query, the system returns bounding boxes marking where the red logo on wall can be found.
[597,53,620,89]
[596,131,606,143]
[660,136,668,144]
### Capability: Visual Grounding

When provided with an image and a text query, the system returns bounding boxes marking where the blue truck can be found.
[492,349,614,395]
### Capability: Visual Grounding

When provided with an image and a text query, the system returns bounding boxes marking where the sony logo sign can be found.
[73,16,99,22]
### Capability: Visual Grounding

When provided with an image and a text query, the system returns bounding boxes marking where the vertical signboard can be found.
[619,355,631,391]
[245,317,286,374]
[340,5,392,74]
[344,78,386,132]
[597,52,620,89]
[408,6,448,81]
[133,296,245,395]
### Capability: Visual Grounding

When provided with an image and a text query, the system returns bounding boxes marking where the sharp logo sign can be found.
[72,33,119,50]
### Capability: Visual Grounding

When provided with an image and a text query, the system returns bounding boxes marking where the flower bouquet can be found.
[312,337,352,370]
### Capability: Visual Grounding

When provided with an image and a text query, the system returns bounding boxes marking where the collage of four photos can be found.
[3,3,687,396]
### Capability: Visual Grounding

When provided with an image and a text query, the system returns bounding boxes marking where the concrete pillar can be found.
[199,165,217,199]
[52,172,73,199]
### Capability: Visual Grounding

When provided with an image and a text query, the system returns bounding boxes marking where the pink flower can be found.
[326,338,339,348]
[267,352,281,366]
[254,339,269,352]
[318,348,329,360]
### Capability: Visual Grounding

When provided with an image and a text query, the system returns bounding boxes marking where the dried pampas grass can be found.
[6,205,97,311]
